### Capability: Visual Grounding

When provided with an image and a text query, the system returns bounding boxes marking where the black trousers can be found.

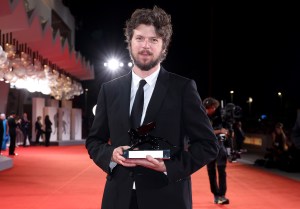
[36,131,43,144]
[207,160,227,196]
[45,132,51,146]
[9,132,16,155]
[129,190,139,209]
[236,138,244,151]
[22,129,31,146]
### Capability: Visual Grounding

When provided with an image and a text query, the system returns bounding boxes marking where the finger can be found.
[122,145,131,150]
[120,161,137,167]
[125,158,150,166]
[146,155,159,164]
[117,155,126,162]
[131,158,157,168]
[112,147,126,163]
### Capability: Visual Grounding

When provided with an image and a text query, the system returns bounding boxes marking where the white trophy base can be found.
[123,150,170,159]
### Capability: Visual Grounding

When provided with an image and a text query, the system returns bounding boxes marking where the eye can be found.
[150,38,159,44]
[135,36,144,42]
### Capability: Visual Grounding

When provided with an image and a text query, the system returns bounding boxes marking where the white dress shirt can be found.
[130,68,160,125]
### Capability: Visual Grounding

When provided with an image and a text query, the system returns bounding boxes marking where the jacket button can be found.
[129,172,134,177]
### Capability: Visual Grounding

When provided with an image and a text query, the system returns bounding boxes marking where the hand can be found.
[124,155,167,172]
[111,146,137,167]
[220,128,228,135]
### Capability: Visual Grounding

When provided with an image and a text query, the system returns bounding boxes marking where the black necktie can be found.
[130,79,147,129]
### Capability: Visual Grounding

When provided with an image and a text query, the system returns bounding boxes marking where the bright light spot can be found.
[10,77,52,95]
[104,58,132,71]
[92,105,97,116]
[247,97,253,103]
[261,114,267,120]
[107,59,119,71]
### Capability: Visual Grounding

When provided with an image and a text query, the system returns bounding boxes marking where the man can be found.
[1,113,9,151]
[203,97,230,204]
[7,111,18,156]
[35,116,43,145]
[20,112,31,147]
[86,6,219,209]
[233,121,246,152]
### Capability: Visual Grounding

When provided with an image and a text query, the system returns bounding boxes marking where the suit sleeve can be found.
[165,80,219,182]
[85,84,115,174]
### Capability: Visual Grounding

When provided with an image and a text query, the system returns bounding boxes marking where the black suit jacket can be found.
[86,67,219,209]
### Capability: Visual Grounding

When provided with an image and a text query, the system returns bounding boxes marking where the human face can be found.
[275,127,283,134]
[206,106,216,116]
[129,24,164,71]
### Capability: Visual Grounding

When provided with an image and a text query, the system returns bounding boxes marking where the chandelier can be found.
[0,36,83,100]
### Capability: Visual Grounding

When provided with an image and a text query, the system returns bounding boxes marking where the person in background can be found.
[0,114,3,155]
[233,121,246,153]
[52,112,58,134]
[44,115,52,147]
[86,6,219,209]
[264,122,288,168]
[270,122,287,159]
[203,97,230,205]
[35,116,44,145]
[1,113,9,151]
[7,111,18,156]
[15,115,23,146]
[20,112,31,147]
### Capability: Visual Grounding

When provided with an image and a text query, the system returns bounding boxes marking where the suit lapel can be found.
[143,68,169,124]
[119,72,132,130]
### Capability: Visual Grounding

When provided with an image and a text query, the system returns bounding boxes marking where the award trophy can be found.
[123,122,175,159]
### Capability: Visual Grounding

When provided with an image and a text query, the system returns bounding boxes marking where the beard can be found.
[130,49,163,71]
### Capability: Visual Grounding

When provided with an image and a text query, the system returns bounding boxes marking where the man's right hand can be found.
[111,146,137,167]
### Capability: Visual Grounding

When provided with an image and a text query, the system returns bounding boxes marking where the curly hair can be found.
[124,5,173,62]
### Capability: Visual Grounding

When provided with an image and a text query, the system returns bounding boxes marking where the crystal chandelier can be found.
[0,38,83,100]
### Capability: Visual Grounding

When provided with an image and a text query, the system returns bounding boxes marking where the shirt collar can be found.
[131,66,160,87]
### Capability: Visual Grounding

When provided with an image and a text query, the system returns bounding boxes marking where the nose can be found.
[142,39,151,48]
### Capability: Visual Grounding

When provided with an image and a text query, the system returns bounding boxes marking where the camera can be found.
[220,103,243,127]
[214,102,243,162]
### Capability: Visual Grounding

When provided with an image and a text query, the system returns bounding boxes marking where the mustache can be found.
[138,50,152,55]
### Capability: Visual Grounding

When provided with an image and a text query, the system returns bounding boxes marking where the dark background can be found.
[63,0,300,131]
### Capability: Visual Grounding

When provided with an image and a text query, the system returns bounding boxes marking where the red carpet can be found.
[0,145,299,209]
